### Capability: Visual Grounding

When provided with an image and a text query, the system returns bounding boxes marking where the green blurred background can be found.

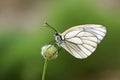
[0,0,120,80]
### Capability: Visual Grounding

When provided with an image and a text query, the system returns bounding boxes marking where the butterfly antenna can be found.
[44,21,57,32]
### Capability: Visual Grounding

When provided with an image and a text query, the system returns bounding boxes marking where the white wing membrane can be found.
[62,41,88,59]
[84,25,106,43]
[67,37,83,44]
[60,24,106,59]
[65,30,80,38]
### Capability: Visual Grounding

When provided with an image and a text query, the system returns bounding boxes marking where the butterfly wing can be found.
[60,24,107,59]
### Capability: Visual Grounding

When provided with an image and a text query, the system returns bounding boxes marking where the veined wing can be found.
[62,24,107,43]
[60,24,106,59]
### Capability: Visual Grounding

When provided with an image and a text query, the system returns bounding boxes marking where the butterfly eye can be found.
[55,32,59,36]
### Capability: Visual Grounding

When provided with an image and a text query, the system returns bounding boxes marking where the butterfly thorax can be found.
[55,32,64,46]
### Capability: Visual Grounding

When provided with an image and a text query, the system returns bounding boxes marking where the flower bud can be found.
[41,45,58,60]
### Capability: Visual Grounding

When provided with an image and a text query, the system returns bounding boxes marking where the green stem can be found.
[42,59,48,80]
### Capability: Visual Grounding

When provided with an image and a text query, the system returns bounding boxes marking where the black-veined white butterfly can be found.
[44,22,107,59]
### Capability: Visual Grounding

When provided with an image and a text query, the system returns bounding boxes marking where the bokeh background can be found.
[0,0,120,80]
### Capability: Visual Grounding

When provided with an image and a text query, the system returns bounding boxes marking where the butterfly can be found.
[44,22,107,59]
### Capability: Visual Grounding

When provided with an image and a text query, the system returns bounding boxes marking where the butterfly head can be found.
[54,32,63,46]
[54,32,59,36]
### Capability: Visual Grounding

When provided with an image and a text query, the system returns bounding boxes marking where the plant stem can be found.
[42,59,48,80]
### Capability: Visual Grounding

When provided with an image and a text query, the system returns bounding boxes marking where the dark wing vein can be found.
[64,30,83,38]
[66,38,96,48]
[65,41,85,58]
[85,29,104,37]
[87,27,106,33]
[65,39,82,45]
[65,40,88,57]
[63,41,73,54]
[81,44,93,53]
[77,36,97,43]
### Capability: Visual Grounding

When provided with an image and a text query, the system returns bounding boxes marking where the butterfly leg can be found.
[48,40,55,45]
[57,47,61,52]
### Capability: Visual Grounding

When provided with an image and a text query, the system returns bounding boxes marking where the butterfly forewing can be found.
[60,24,106,59]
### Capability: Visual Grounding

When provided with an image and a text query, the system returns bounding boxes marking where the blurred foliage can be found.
[0,0,120,80]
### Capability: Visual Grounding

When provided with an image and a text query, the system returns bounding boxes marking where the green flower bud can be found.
[41,45,58,60]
